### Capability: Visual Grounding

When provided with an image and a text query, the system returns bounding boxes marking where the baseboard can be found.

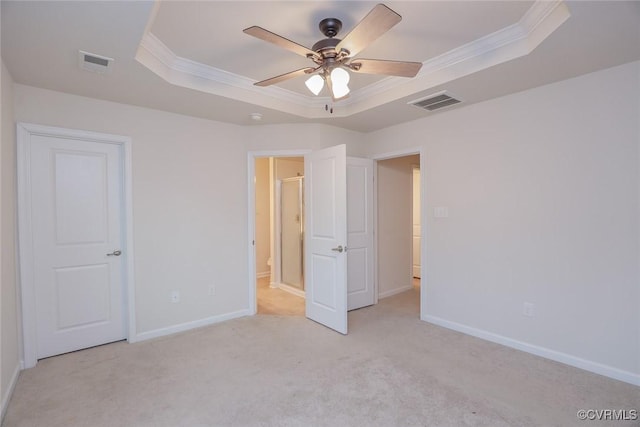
[256,271,270,279]
[423,314,640,387]
[378,285,413,299]
[1,362,21,422]
[277,283,305,298]
[135,309,252,342]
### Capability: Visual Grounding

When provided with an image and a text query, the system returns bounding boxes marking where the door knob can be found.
[331,245,344,253]
[107,250,122,257]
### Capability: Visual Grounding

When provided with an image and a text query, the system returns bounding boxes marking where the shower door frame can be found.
[277,176,305,295]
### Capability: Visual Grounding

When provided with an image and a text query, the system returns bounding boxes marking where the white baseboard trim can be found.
[135,309,252,342]
[256,271,270,279]
[423,314,640,387]
[1,363,21,422]
[378,285,413,299]
[277,283,305,298]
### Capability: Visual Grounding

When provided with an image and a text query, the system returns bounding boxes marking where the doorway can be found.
[248,146,385,333]
[254,156,306,316]
[375,152,422,315]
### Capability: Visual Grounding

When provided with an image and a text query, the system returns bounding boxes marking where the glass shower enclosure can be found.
[280,177,304,291]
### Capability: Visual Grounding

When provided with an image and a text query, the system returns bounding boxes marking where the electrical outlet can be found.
[170,291,180,303]
[208,285,215,296]
[523,302,535,317]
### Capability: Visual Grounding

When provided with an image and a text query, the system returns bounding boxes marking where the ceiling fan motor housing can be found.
[312,37,341,55]
[318,18,342,38]
[313,18,346,63]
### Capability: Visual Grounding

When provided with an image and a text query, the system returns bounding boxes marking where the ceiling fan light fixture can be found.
[329,67,350,99]
[331,82,350,99]
[305,74,325,95]
[330,67,350,86]
[246,4,421,104]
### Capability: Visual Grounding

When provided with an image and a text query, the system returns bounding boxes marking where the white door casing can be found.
[304,144,348,334]
[347,157,375,311]
[18,123,134,367]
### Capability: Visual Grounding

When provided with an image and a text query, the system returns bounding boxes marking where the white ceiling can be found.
[2,1,639,132]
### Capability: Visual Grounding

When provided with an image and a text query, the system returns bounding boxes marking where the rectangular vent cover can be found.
[78,50,113,74]
[409,92,461,111]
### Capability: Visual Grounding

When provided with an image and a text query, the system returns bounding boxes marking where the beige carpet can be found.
[3,287,638,427]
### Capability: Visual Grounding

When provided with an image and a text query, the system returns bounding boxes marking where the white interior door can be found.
[27,132,126,359]
[304,144,347,334]
[347,157,375,310]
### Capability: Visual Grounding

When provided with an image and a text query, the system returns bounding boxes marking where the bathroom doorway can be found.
[254,157,305,316]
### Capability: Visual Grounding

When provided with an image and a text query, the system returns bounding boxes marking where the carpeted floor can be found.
[3,287,638,427]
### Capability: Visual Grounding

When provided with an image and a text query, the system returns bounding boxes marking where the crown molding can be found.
[136,32,329,113]
[136,0,569,119]
[341,0,569,114]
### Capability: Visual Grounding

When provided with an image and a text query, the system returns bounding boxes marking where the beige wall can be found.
[1,61,20,418]
[14,84,250,336]
[275,158,303,180]
[377,155,419,298]
[245,123,363,156]
[412,167,421,278]
[4,59,639,391]
[12,84,363,339]
[254,158,270,277]
[366,61,640,382]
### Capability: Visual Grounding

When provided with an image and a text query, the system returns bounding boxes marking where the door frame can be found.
[247,150,310,315]
[371,147,426,320]
[17,122,136,368]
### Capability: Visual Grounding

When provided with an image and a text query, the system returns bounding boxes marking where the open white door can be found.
[304,144,348,334]
[347,157,375,310]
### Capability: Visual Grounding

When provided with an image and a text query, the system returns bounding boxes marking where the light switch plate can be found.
[434,207,449,218]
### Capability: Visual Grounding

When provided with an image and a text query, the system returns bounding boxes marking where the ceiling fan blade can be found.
[335,4,402,58]
[244,26,320,60]
[254,68,315,87]
[349,59,422,77]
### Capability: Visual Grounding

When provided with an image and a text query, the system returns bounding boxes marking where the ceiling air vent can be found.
[409,91,461,112]
[78,50,114,74]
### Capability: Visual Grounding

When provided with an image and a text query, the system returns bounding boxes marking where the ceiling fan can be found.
[243,3,422,101]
